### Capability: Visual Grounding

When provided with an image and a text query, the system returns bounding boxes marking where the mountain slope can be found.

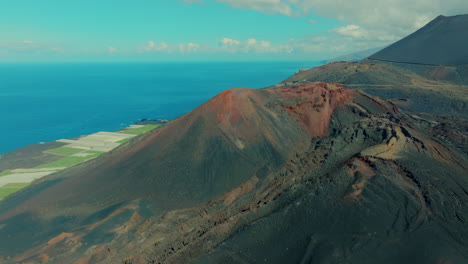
[0,82,352,261]
[132,87,468,264]
[363,14,468,84]
[369,14,468,66]
[0,82,466,264]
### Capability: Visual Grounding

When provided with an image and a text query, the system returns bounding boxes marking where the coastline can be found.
[0,119,169,200]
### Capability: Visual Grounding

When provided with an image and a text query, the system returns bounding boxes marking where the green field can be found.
[119,124,159,135]
[0,125,155,200]
[3,183,30,188]
[84,150,105,156]
[117,137,133,144]
[35,151,104,168]
[0,183,31,200]
[0,170,13,177]
[0,188,22,200]
[44,146,85,156]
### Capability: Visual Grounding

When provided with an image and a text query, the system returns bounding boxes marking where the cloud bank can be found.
[207,0,468,40]
[0,41,62,54]
[137,36,352,56]
[139,41,202,53]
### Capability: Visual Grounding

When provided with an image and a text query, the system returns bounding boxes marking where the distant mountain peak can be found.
[369,14,468,66]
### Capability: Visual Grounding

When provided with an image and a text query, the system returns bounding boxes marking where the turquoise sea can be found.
[0,62,322,154]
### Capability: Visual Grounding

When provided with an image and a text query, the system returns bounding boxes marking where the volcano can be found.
[0,81,466,264]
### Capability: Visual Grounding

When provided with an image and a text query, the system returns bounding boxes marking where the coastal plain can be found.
[0,124,161,200]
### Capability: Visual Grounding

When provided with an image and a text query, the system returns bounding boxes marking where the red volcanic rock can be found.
[210,88,255,124]
[200,82,354,138]
[268,82,354,137]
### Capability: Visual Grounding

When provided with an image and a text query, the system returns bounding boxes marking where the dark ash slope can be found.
[369,14,468,66]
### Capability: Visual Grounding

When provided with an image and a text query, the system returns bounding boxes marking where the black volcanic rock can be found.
[369,14,468,66]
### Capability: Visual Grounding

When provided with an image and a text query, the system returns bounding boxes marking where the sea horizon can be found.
[0,60,328,65]
[0,61,324,154]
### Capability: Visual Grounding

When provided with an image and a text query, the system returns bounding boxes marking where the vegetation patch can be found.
[35,151,103,169]
[0,171,13,177]
[0,188,21,200]
[118,124,159,135]
[117,137,133,144]
[85,150,105,155]
[3,183,30,188]
[45,147,85,156]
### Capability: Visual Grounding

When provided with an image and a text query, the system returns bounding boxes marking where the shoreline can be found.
[0,119,169,200]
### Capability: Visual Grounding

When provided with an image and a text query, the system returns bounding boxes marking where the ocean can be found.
[0,61,322,154]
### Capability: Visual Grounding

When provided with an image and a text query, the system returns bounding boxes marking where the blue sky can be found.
[1,0,466,62]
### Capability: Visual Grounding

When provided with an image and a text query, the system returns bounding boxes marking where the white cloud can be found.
[281,36,349,54]
[140,41,170,52]
[331,25,365,38]
[136,35,376,57]
[178,42,201,53]
[0,41,62,54]
[107,46,118,53]
[139,38,289,55]
[139,41,203,54]
[330,24,398,42]
[292,0,467,37]
[197,0,468,42]
[219,37,293,53]
[216,36,369,55]
[139,41,172,53]
[180,0,204,3]
[220,37,241,47]
[217,0,295,16]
